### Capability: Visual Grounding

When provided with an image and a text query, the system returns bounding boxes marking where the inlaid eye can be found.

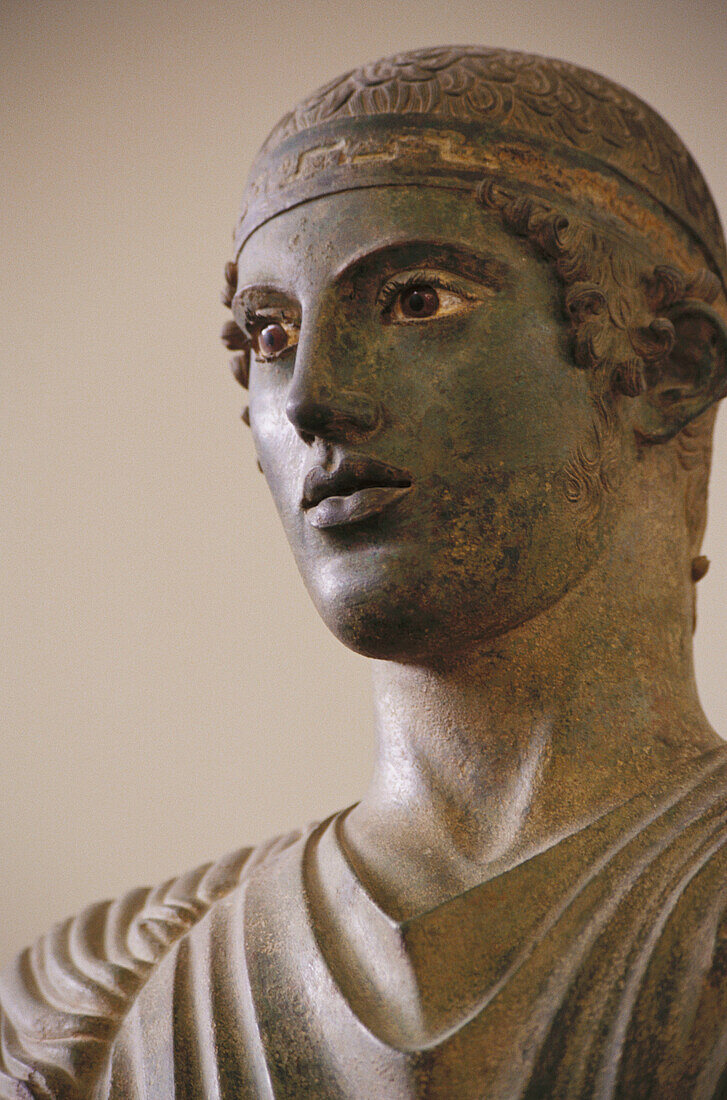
[400,286,439,319]
[380,272,482,326]
[258,323,289,357]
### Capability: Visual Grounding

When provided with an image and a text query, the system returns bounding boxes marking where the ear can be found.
[630,300,727,443]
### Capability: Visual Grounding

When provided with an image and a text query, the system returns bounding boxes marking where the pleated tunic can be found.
[4,748,727,1098]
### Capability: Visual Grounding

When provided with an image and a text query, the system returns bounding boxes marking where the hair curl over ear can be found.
[476,180,725,548]
[220,181,724,562]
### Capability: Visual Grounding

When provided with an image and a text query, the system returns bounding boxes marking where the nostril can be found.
[286,397,334,439]
[285,387,381,442]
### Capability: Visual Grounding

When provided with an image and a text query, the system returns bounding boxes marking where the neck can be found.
[346,481,721,916]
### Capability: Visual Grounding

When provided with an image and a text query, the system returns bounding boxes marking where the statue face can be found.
[234,187,618,660]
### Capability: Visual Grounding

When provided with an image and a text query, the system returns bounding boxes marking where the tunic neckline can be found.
[297,744,727,1050]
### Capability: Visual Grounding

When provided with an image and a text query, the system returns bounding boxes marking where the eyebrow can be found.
[336,238,510,290]
[231,284,299,333]
[233,238,510,320]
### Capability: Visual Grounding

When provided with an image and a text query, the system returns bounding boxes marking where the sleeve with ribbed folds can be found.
[0,834,299,1100]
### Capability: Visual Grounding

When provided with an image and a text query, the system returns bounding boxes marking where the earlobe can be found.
[630,299,727,444]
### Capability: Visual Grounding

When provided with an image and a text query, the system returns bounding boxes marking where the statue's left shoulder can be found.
[0,830,302,1100]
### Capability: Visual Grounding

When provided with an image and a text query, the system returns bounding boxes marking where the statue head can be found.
[222,47,727,661]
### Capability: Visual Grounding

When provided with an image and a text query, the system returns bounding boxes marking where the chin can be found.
[305,574,427,661]
[303,570,508,662]
[302,543,599,662]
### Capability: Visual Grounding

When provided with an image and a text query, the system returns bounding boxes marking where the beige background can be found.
[2,0,726,964]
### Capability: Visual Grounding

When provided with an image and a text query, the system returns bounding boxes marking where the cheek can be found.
[408,463,602,643]
[384,305,595,482]
[426,465,565,570]
[249,374,303,516]
[456,320,593,468]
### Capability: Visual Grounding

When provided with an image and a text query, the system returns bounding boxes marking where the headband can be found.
[232,44,727,297]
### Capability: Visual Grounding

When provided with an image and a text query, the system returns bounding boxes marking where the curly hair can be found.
[222,45,727,580]
[475,179,723,550]
[222,190,722,556]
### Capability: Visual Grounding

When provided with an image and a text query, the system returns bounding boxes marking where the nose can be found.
[285,317,381,444]
[286,385,380,443]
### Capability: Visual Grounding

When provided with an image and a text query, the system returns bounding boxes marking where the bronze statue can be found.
[2,45,727,1099]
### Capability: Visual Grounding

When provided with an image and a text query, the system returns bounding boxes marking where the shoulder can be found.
[0,829,303,1100]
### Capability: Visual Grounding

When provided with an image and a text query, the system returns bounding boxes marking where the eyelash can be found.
[378,270,475,313]
[241,269,478,360]
[243,307,297,360]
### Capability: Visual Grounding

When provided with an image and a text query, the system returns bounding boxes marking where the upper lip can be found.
[302,453,413,508]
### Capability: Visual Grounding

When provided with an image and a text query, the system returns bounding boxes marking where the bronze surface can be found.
[3,45,727,1099]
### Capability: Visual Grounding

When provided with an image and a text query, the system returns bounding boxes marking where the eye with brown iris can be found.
[257,323,289,358]
[399,285,439,319]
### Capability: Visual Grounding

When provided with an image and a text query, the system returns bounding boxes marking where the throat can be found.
[309,746,727,1049]
[343,606,720,920]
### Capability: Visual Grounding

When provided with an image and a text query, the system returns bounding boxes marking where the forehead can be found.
[234,186,526,290]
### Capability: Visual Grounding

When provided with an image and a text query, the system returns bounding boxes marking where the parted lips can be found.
[302,454,413,508]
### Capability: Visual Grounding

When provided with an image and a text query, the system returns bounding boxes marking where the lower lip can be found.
[305,485,413,529]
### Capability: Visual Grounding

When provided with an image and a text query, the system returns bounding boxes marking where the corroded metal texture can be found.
[4,756,727,1098]
[3,45,727,1099]
[234,45,727,289]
